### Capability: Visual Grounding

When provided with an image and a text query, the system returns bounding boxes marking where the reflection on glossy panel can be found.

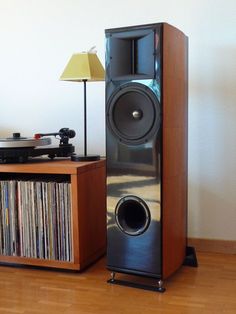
[107,174,160,222]
[106,132,162,276]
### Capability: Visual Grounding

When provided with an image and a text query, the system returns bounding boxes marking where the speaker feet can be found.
[110,272,116,282]
[107,273,166,293]
[157,280,165,292]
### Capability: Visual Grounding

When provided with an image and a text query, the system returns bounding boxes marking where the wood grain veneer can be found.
[162,23,188,279]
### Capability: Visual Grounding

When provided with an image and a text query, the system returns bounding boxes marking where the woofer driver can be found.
[106,83,161,145]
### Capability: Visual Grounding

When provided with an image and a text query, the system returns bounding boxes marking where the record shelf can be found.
[0,159,106,270]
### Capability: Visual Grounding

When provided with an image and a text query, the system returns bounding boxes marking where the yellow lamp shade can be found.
[60,52,105,82]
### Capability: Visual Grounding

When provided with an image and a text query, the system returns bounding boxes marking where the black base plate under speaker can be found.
[71,154,100,162]
[107,278,166,293]
[183,246,198,267]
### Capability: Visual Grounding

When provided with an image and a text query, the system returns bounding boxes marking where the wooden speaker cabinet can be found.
[106,23,191,290]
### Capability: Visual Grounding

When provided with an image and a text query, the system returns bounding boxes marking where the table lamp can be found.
[60,48,105,161]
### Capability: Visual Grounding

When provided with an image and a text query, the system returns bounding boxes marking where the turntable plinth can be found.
[0,159,106,270]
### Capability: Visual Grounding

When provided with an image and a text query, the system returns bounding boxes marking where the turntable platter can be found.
[0,137,51,148]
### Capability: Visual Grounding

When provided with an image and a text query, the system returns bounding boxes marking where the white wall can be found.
[0,0,235,240]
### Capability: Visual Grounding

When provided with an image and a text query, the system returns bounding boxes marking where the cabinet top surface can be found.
[0,158,105,174]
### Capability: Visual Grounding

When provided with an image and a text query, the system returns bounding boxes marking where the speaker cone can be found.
[107,83,160,145]
[115,196,151,236]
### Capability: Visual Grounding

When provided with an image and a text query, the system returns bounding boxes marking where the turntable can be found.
[0,128,76,163]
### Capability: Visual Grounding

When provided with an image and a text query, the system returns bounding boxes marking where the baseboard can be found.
[188,238,236,254]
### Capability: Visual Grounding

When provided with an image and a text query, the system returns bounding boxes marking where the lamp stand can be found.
[71,79,100,162]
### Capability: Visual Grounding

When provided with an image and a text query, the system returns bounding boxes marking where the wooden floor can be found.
[0,252,236,314]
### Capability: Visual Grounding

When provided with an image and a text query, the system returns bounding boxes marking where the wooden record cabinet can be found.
[0,159,106,270]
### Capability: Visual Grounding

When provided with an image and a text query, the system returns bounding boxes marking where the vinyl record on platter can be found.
[0,136,51,148]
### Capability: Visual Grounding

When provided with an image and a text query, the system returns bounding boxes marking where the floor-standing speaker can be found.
[106,23,189,290]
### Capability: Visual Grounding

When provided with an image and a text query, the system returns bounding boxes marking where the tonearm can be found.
[34,128,76,146]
